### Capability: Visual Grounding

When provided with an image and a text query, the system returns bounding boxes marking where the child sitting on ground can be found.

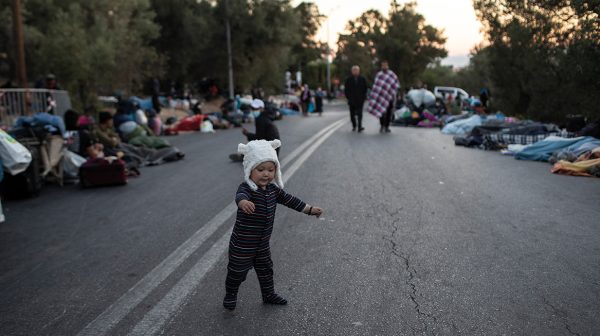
[223,139,323,310]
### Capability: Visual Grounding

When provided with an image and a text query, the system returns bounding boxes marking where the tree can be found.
[0,0,162,109]
[334,1,447,87]
[474,0,600,122]
[334,9,385,82]
[420,61,455,89]
[290,2,326,72]
[1,0,326,104]
[151,0,215,85]
[454,46,493,99]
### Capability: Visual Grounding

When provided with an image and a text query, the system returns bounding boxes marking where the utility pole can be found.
[11,0,27,88]
[224,0,234,99]
[326,20,331,96]
[325,4,341,98]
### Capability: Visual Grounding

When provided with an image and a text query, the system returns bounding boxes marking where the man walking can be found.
[344,65,368,132]
[368,61,400,133]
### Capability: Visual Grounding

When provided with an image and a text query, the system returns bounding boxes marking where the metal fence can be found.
[0,89,72,127]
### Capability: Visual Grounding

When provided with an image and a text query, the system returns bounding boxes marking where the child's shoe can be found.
[223,293,237,310]
[262,293,288,305]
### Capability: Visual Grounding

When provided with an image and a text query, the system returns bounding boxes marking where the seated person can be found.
[77,106,96,128]
[146,108,162,136]
[220,98,242,127]
[242,99,280,146]
[95,111,184,165]
[113,101,136,133]
[64,109,103,157]
[118,120,170,149]
[229,99,280,162]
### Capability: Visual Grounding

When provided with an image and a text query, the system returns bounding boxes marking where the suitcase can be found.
[0,145,43,199]
[79,158,127,188]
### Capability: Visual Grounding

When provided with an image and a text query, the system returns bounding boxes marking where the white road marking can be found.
[77,117,346,336]
[128,118,346,336]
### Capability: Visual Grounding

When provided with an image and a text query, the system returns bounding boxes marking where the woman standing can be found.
[300,84,311,117]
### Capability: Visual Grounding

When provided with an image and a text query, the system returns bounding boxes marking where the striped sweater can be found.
[229,182,306,261]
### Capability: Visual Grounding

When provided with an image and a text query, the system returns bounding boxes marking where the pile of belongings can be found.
[501,136,600,177]
[167,114,206,132]
[448,115,576,149]
[394,109,442,127]
[406,89,436,108]
[441,114,484,135]
[392,89,444,127]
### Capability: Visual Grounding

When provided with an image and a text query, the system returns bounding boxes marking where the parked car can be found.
[433,86,469,101]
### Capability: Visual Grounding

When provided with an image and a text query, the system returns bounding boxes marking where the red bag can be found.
[175,115,205,132]
[79,158,127,188]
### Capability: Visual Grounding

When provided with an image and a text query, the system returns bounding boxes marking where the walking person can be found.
[300,84,311,117]
[344,65,368,132]
[223,139,324,310]
[368,61,400,133]
[315,86,325,116]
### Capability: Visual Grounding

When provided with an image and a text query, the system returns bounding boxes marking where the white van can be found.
[433,86,469,101]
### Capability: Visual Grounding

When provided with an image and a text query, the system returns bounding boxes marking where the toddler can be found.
[223,139,323,310]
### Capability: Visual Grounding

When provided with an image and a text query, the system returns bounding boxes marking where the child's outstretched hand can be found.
[238,200,255,214]
[305,205,323,218]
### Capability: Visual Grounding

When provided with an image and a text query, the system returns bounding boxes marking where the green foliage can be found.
[334,1,447,87]
[290,2,326,70]
[420,61,455,90]
[303,60,333,89]
[151,0,215,83]
[474,0,600,122]
[0,0,325,106]
[151,0,320,95]
[0,0,162,109]
[453,46,492,97]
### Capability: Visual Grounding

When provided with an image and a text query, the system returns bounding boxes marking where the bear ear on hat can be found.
[269,139,281,149]
[238,143,249,154]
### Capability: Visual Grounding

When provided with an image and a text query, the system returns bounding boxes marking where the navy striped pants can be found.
[225,242,275,296]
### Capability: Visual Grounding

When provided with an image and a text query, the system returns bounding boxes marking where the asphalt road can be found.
[1,103,599,336]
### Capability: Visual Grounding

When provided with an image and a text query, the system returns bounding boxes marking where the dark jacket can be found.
[344,75,368,107]
[246,112,280,141]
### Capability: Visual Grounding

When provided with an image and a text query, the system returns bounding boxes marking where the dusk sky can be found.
[295,0,485,67]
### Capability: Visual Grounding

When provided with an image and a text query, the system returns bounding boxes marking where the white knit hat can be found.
[238,139,283,191]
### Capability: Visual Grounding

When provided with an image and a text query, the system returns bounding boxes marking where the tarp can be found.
[441,115,482,135]
[514,136,600,161]
[406,89,436,108]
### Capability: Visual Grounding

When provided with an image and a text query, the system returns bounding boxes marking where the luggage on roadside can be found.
[0,145,42,199]
[175,114,204,132]
[0,129,33,176]
[79,158,127,188]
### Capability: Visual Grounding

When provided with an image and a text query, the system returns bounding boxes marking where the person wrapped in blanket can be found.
[93,112,184,166]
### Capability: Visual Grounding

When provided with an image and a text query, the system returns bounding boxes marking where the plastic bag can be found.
[63,150,86,178]
[0,129,32,175]
[201,120,215,133]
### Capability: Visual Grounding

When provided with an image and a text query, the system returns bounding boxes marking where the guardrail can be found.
[0,89,72,127]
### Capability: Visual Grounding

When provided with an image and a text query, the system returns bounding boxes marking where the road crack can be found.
[380,200,460,336]
[542,296,581,336]
[381,205,437,335]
